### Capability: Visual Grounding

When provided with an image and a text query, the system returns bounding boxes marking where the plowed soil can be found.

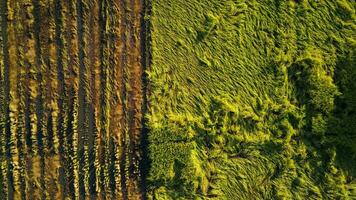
[0,0,147,199]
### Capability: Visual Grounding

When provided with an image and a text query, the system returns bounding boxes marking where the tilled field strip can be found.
[0,0,147,199]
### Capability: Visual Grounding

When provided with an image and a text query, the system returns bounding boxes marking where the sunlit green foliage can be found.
[147,0,356,199]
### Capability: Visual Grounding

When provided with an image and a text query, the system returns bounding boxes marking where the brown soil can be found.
[0,0,147,199]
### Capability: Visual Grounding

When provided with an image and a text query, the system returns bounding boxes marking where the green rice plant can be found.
[147,0,356,199]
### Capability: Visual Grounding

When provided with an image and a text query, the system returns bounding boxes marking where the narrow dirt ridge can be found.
[0,0,147,199]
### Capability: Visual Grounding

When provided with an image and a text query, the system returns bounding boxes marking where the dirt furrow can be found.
[53,0,69,198]
[139,0,152,197]
[0,0,10,197]
[6,0,21,198]
[117,0,130,198]
[76,0,91,198]
[16,1,29,198]
[62,0,81,198]
[98,0,111,198]
[107,0,121,197]
[0,1,5,197]
[44,0,63,198]
[21,1,44,198]
[38,0,53,198]
[32,0,48,198]
[128,0,144,199]
[111,0,125,198]
[87,0,101,198]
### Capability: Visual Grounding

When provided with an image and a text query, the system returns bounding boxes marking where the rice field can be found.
[145,0,356,199]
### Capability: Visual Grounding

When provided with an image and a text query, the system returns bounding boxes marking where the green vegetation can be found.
[146,0,356,199]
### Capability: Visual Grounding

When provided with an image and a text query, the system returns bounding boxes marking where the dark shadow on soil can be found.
[139,0,152,199]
